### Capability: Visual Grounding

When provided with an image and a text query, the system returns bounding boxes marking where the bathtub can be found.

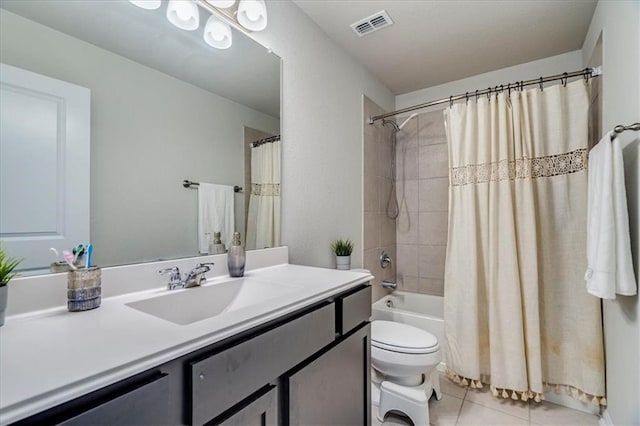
[371,291,446,367]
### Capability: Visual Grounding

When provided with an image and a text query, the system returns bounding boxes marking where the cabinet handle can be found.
[199,373,205,380]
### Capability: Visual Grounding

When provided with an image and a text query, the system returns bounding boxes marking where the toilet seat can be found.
[372,320,439,354]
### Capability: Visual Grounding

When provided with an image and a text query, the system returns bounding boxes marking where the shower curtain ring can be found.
[475,90,479,102]
[507,83,511,95]
[584,69,591,82]
[562,72,568,87]
[539,77,544,91]
[449,96,453,108]
[487,88,491,99]
[465,92,469,104]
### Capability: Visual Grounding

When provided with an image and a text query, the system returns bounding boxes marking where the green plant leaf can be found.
[331,238,353,256]
[0,247,22,286]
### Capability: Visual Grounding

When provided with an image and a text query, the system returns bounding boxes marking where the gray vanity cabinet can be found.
[12,284,371,426]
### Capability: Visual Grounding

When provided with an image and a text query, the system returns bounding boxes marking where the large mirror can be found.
[0,0,281,274]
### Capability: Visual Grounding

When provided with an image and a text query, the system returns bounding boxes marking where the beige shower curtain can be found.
[443,80,605,404]
[246,139,281,250]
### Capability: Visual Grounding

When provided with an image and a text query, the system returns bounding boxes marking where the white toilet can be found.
[371,320,442,425]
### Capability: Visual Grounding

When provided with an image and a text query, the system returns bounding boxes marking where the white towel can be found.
[197,183,235,254]
[585,132,637,299]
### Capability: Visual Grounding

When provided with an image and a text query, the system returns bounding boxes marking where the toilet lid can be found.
[371,320,439,354]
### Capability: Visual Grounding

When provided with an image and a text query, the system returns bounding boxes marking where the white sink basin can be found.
[126,278,300,325]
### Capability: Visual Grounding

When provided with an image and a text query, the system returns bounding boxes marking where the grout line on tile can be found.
[454,391,467,425]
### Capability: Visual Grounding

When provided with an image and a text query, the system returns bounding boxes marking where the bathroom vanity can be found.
[0,253,372,426]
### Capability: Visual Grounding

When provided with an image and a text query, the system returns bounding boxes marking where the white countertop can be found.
[0,264,372,425]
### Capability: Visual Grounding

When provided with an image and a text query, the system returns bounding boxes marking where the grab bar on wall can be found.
[610,123,640,141]
[182,180,243,193]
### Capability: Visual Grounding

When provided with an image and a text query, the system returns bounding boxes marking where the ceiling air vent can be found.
[350,10,393,37]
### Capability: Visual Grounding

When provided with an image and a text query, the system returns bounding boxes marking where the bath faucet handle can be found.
[185,262,215,287]
[380,251,393,269]
[158,266,183,290]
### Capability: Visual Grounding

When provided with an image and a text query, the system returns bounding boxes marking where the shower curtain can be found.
[246,139,281,250]
[443,80,605,404]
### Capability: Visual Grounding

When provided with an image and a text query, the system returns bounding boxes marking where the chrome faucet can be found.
[158,262,214,290]
[183,263,214,287]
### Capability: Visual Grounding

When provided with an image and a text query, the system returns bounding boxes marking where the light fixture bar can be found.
[195,0,251,36]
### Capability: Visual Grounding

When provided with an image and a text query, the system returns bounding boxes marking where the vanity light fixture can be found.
[205,0,236,8]
[203,15,232,49]
[127,0,268,49]
[237,0,268,32]
[128,0,161,10]
[166,0,200,31]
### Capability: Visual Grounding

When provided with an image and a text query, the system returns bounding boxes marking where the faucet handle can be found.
[380,251,392,269]
[194,262,214,285]
[195,262,214,272]
[158,266,183,289]
[158,266,180,277]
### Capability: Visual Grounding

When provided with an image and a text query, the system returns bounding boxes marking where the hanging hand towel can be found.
[198,183,235,254]
[585,132,637,298]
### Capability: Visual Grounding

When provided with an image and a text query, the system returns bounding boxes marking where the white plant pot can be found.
[336,255,351,270]
[0,285,7,327]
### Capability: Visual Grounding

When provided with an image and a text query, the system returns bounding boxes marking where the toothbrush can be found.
[72,244,85,263]
[50,248,60,262]
[85,244,93,269]
[62,250,77,270]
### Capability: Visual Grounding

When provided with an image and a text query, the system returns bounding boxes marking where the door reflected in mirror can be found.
[0,0,281,274]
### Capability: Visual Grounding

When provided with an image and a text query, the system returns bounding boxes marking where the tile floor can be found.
[372,373,601,426]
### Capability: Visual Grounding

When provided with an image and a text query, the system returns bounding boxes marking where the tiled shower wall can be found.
[395,110,449,296]
[363,96,396,302]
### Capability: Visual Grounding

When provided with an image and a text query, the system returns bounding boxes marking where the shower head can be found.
[398,113,418,130]
[382,119,400,132]
[381,113,418,133]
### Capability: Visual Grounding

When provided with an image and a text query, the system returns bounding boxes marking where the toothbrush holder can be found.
[67,266,102,312]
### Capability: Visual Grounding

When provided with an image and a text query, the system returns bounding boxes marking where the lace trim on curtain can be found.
[251,183,280,196]
[445,369,607,406]
[450,148,588,187]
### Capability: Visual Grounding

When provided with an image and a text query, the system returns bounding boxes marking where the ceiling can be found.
[293,0,597,95]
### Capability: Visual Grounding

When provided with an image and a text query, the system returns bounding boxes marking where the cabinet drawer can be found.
[57,374,169,426]
[337,284,371,335]
[190,303,335,425]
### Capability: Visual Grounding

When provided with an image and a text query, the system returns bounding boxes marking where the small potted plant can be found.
[0,247,21,326]
[331,239,354,270]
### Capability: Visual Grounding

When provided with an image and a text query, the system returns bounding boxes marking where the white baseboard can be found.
[599,409,613,426]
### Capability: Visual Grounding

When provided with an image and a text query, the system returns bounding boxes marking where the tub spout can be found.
[382,280,397,290]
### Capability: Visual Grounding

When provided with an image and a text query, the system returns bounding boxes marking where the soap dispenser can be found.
[209,231,226,254]
[227,232,245,277]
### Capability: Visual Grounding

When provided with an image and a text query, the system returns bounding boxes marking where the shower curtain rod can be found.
[251,134,280,147]
[368,67,603,124]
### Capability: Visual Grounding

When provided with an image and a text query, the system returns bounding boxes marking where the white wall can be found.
[396,50,583,112]
[249,2,395,268]
[1,11,279,266]
[582,2,640,425]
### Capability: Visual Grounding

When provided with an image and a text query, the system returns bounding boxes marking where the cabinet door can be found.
[216,385,277,426]
[286,323,371,426]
